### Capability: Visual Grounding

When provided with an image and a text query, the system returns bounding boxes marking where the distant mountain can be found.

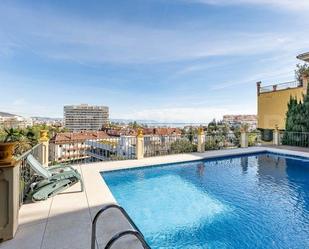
[0,111,19,117]
[110,119,208,127]
[110,119,158,124]
[31,117,63,121]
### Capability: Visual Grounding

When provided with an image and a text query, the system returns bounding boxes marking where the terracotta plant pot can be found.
[0,142,16,166]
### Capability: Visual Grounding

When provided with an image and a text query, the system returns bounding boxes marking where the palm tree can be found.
[2,128,32,156]
[14,135,32,156]
[25,128,37,146]
[3,128,23,142]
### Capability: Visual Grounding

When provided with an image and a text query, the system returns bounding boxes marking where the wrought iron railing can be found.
[281,131,309,147]
[205,133,239,150]
[48,131,264,163]
[49,136,137,165]
[17,143,42,205]
[260,81,300,93]
[143,135,197,157]
[204,131,262,150]
[247,131,262,147]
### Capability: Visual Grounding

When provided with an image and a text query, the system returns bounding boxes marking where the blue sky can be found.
[0,0,308,122]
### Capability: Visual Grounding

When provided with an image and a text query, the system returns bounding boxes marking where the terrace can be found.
[257,80,302,94]
[0,129,308,249]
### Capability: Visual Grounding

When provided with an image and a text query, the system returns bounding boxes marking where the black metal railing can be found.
[48,131,263,163]
[17,143,42,205]
[247,131,262,147]
[49,136,137,165]
[143,135,197,157]
[281,131,309,147]
[204,131,262,150]
[91,204,151,249]
[205,133,239,150]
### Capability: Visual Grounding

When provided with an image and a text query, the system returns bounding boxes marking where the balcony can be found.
[258,80,301,94]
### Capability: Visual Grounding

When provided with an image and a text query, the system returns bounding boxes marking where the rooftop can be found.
[105,127,182,137]
[50,131,110,144]
[64,104,109,110]
[257,80,302,94]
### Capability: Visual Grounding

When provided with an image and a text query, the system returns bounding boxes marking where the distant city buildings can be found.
[0,112,33,129]
[103,127,182,137]
[32,117,63,127]
[223,115,257,131]
[49,127,183,163]
[49,131,110,162]
[64,104,109,132]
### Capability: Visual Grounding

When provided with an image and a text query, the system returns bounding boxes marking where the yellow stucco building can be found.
[257,81,306,130]
[257,52,309,138]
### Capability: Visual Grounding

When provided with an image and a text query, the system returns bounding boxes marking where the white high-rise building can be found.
[64,104,109,131]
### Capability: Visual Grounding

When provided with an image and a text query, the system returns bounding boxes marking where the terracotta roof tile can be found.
[51,131,110,144]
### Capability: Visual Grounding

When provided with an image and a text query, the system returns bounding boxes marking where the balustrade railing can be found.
[247,131,262,147]
[205,133,239,150]
[47,131,263,164]
[17,143,42,205]
[204,131,262,150]
[281,131,309,147]
[49,136,137,165]
[144,135,197,157]
[260,81,300,93]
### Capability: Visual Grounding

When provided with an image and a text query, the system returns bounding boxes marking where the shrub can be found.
[205,139,220,150]
[170,139,197,153]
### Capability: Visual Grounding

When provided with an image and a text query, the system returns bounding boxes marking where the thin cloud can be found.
[121,105,255,122]
[0,3,304,65]
[186,0,309,11]
[212,66,296,90]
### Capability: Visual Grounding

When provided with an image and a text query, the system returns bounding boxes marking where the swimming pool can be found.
[102,152,309,249]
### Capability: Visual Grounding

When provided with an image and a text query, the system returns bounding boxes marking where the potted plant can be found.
[0,128,22,165]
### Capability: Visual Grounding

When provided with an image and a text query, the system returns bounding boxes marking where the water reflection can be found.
[256,153,309,209]
[257,154,287,183]
[240,157,248,173]
[196,163,205,177]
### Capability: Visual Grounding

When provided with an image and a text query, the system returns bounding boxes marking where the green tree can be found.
[2,128,23,142]
[285,96,299,132]
[295,64,309,83]
[302,86,309,130]
[170,139,197,153]
[283,85,309,146]
[128,121,141,129]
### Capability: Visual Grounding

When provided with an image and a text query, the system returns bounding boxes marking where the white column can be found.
[136,129,144,160]
[197,127,205,153]
[273,128,280,146]
[39,130,49,167]
[240,131,248,148]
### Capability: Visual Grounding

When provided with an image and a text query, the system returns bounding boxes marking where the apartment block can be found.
[64,104,109,131]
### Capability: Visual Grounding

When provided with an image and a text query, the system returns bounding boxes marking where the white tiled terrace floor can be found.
[1,146,309,249]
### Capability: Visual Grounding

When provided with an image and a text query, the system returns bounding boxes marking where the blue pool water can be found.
[102,152,309,249]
